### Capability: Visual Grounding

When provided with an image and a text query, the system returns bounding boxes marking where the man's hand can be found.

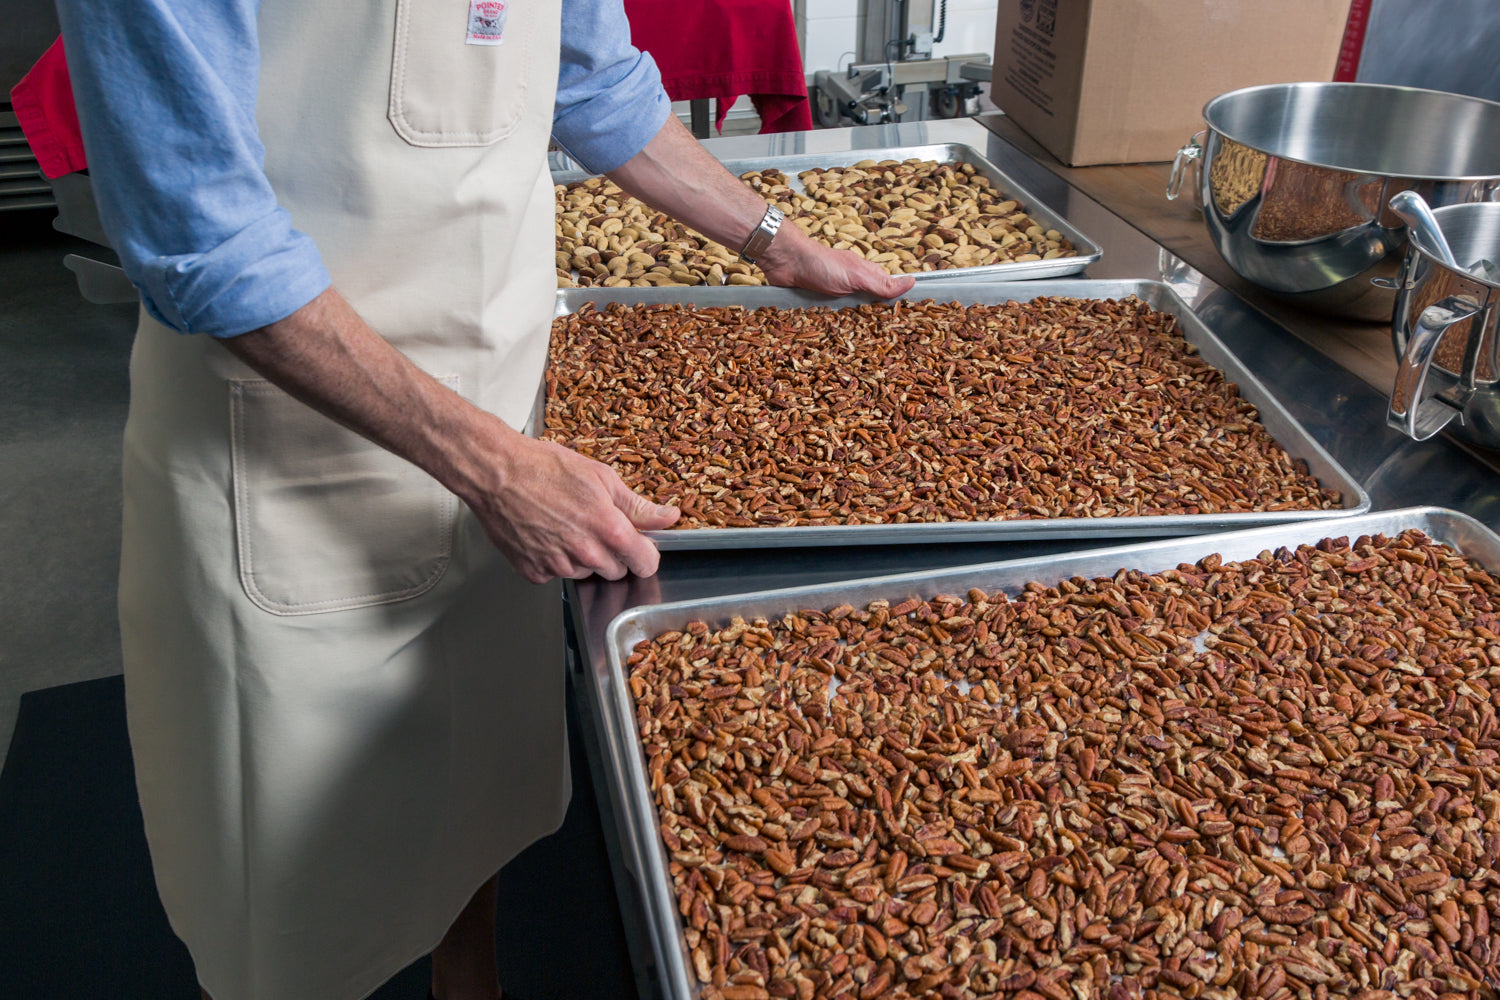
[472,437,679,583]
[221,288,678,584]
[757,222,915,298]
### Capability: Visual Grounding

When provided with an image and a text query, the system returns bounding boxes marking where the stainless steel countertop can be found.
[564,115,1500,641]
[560,118,1500,1000]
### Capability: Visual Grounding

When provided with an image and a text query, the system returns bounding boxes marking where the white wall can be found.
[931,0,999,61]
[801,0,863,75]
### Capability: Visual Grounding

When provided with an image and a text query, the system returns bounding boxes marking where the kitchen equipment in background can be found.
[809,0,990,126]
[1168,82,1500,322]
[1389,201,1500,447]
[1,103,53,211]
[2,0,64,211]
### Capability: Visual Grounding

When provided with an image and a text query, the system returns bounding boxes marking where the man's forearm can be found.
[220,287,520,511]
[605,116,914,298]
[603,115,822,275]
[604,116,802,272]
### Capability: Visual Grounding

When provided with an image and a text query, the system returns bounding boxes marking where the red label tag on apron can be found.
[466,0,508,45]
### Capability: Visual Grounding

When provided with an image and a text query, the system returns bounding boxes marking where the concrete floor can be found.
[0,209,135,773]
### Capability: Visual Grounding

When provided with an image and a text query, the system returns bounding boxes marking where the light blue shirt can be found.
[54,0,669,338]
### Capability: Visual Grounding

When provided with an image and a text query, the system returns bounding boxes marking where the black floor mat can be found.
[0,675,636,1000]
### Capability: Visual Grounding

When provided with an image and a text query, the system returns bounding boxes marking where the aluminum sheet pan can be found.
[589,505,1500,1000]
[551,280,1372,549]
[551,142,1103,283]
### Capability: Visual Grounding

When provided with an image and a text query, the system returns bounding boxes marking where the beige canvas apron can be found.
[118,3,567,998]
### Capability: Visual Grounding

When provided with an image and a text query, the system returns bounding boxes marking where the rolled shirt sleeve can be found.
[54,0,330,337]
[553,0,671,174]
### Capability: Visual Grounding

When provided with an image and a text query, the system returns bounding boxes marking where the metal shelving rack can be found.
[0,103,54,212]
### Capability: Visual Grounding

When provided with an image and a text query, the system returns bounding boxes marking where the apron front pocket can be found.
[389,0,535,147]
[230,378,460,616]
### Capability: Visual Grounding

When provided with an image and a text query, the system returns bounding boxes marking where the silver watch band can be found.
[738,204,784,264]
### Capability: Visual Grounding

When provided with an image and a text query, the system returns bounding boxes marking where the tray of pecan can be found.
[550,144,1102,288]
[591,506,1500,1000]
[544,280,1369,548]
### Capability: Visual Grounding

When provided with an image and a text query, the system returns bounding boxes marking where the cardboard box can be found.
[991,0,1349,165]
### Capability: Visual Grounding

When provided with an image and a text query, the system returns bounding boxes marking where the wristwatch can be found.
[738,204,784,264]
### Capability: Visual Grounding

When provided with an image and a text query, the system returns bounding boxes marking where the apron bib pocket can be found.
[388,0,534,146]
[229,378,460,615]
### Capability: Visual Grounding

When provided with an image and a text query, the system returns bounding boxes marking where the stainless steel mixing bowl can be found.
[1169,83,1500,321]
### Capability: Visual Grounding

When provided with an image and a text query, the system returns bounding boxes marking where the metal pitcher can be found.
[1389,202,1500,444]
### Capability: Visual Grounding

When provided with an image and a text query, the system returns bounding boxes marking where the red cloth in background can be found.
[622,0,812,133]
[10,37,88,178]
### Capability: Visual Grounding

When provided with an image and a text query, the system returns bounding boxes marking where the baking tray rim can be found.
[606,505,1495,638]
[590,503,1500,1000]
[551,141,1103,283]
[551,277,1373,548]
